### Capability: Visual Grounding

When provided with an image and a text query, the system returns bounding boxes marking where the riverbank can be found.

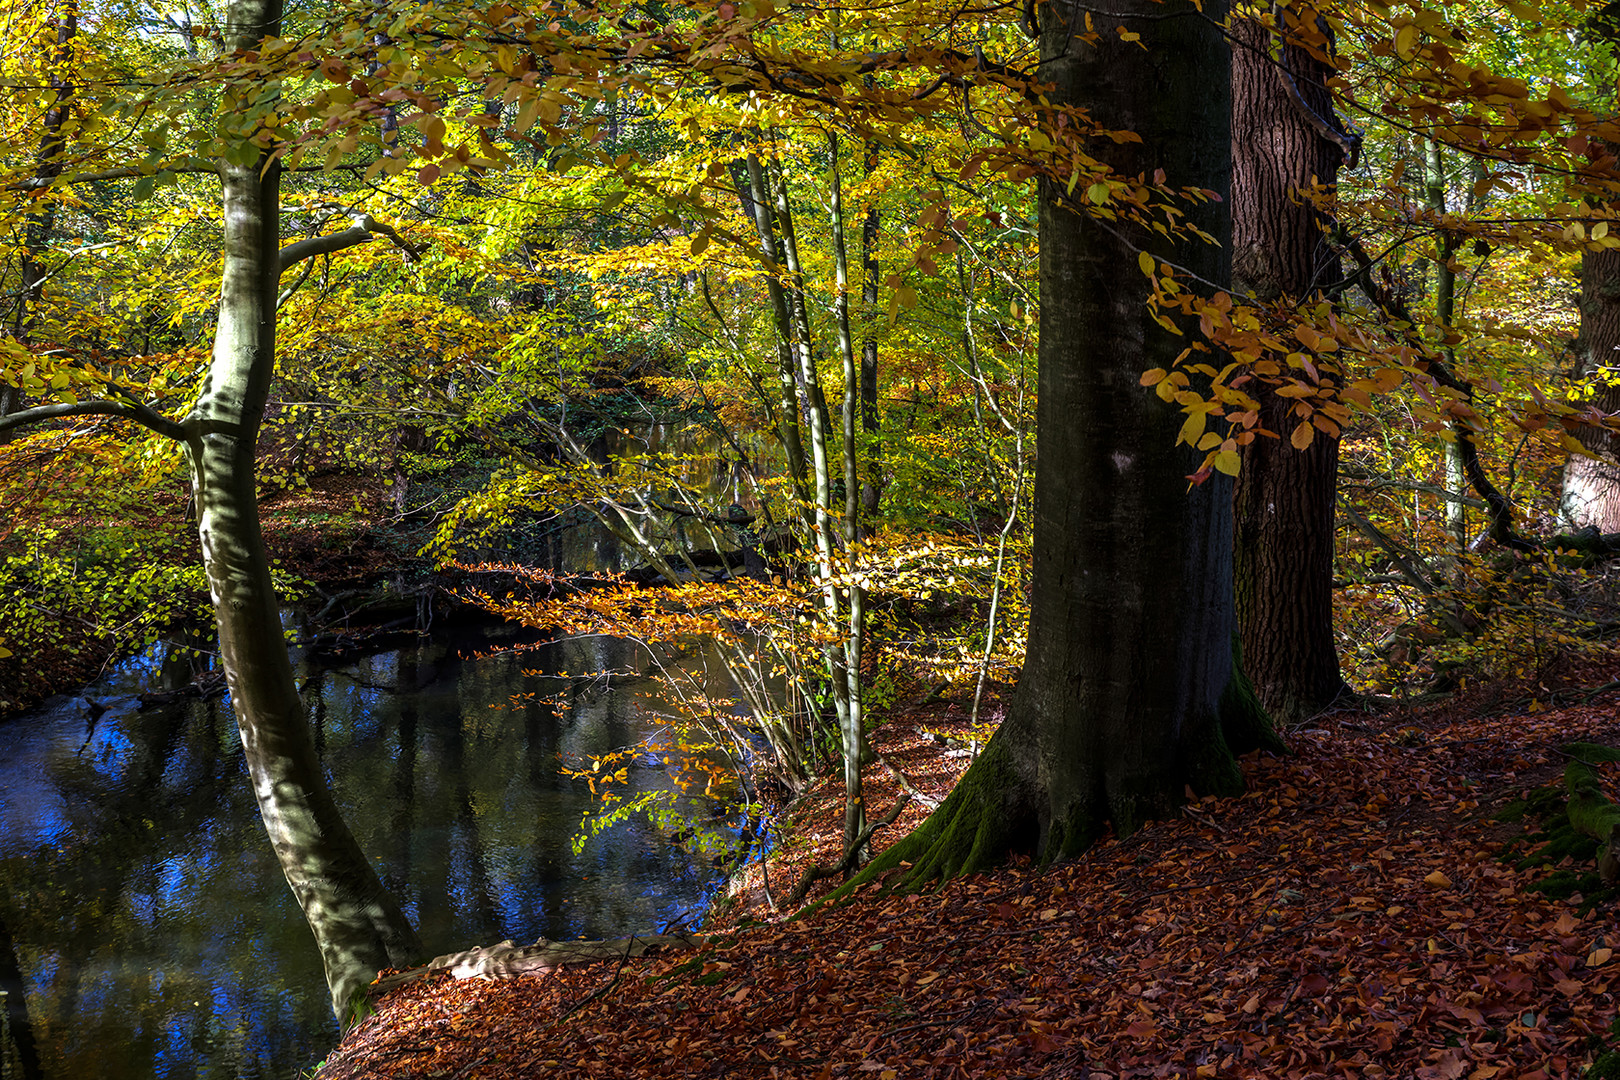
[0,470,438,719]
[315,676,1620,1079]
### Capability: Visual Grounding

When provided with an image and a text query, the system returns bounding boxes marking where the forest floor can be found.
[315,662,1620,1080]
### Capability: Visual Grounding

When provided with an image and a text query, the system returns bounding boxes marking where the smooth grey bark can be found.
[0,0,424,1022]
[849,0,1276,891]
[827,130,869,861]
[193,0,421,1018]
[738,154,811,506]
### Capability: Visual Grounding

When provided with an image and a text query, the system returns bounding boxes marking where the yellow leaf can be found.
[1586,947,1613,967]
[1178,411,1207,446]
[1424,870,1453,889]
[1214,449,1241,476]
[1140,367,1168,386]
[1394,24,1419,59]
[1291,421,1315,450]
[1138,250,1156,277]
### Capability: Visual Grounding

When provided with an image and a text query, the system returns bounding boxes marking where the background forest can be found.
[6,0,1620,1071]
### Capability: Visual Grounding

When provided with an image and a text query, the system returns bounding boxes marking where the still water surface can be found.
[0,621,739,1080]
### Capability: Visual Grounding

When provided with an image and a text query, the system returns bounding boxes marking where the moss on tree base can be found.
[836,734,1031,898]
[826,669,1282,903]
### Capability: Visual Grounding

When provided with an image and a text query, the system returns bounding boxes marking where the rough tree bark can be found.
[848,0,1279,890]
[1229,9,1351,724]
[1561,245,1620,531]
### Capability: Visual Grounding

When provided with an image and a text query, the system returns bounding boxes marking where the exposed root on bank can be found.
[785,795,911,906]
[365,934,698,998]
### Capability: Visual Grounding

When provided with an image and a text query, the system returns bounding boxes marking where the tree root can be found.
[786,795,911,906]
[876,752,941,810]
[818,735,1028,906]
[366,933,698,998]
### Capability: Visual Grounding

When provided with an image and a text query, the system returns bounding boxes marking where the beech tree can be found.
[0,0,422,1020]
[852,0,1280,886]
[1229,6,1354,723]
[1562,241,1620,531]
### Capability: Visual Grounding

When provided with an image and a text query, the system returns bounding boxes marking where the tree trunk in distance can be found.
[1229,11,1348,724]
[1,1,76,444]
[1562,246,1620,531]
[846,0,1279,891]
[193,0,420,1021]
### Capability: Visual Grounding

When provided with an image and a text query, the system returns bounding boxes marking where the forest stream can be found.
[0,617,749,1080]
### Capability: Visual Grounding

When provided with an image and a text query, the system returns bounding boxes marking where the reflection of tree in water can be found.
[1,691,319,1080]
[0,900,42,1080]
[1,623,738,1080]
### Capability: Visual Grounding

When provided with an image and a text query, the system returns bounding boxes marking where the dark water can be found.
[0,623,743,1080]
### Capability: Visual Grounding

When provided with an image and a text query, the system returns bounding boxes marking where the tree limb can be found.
[0,398,186,441]
[876,752,942,810]
[1337,229,1536,551]
[278,214,421,275]
[1338,496,1435,595]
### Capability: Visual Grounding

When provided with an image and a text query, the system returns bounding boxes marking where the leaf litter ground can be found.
[317,682,1620,1079]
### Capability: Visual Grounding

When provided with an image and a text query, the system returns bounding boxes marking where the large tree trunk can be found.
[1229,12,1348,723]
[853,0,1278,888]
[192,0,419,1020]
[1561,246,1620,531]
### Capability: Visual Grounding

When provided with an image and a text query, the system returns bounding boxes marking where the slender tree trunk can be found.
[829,130,868,861]
[193,0,419,1021]
[1229,11,1348,723]
[855,0,1277,889]
[737,153,811,507]
[771,152,864,854]
[1562,245,1620,530]
[1,1,76,442]
[860,141,882,515]
[1423,138,1470,550]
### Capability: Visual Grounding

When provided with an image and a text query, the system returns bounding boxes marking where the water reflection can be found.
[0,623,737,1080]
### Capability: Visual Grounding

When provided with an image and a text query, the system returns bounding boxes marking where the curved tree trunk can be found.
[852,0,1279,890]
[1229,12,1348,723]
[193,0,420,1021]
[1562,246,1620,531]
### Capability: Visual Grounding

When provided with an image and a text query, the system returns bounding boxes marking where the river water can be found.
[0,619,745,1080]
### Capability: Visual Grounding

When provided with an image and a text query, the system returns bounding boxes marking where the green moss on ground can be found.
[1498,746,1620,917]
